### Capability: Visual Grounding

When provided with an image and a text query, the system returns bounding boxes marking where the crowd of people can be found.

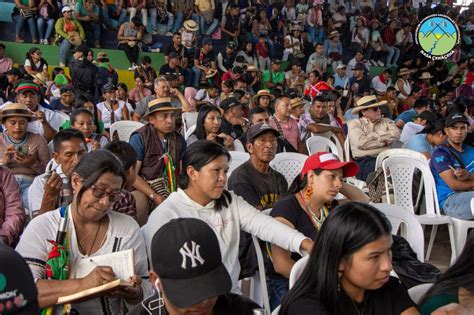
[0,0,473,314]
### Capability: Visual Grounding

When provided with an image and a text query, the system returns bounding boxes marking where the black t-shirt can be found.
[164,43,185,57]
[285,277,415,315]
[228,160,288,278]
[194,49,217,68]
[129,293,260,315]
[220,118,243,139]
[159,63,183,76]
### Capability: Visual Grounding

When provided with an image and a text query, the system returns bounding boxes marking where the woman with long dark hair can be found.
[419,231,474,315]
[16,150,151,313]
[280,202,418,315]
[187,104,234,150]
[23,47,49,78]
[142,140,313,292]
[267,152,367,309]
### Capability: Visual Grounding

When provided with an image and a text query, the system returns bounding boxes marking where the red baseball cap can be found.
[301,152,359,178]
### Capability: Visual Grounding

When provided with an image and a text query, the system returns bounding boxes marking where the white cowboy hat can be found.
[351,95,387,114]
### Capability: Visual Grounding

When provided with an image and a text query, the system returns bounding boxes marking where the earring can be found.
[305,186,313,199]
[337,273,341,292]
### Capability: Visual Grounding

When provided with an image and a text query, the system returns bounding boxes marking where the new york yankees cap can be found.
[150,218,232,308]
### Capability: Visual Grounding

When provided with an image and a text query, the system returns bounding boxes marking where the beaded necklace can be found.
[5,133,29,148]
[298,191,329,231]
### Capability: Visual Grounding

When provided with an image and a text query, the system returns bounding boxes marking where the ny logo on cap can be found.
[179,241,205,269]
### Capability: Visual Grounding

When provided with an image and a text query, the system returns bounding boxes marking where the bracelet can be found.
[148,193,154,200]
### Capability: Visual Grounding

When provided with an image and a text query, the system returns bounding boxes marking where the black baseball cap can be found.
[169,52,181,60]
[74,44,89,55]
[220,97,241,111]
[353,63,366,71]
[0,243,40,314]
[5,68,21,77]
[416,110,436,124]
[445,112,469,127]
[60,84,74,94]
[247,123,279,143]
[101,82,117,93]
[271,59,282,65]
[150,218,232,308]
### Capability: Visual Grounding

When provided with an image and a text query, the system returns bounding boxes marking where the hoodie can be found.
[69,58,98,95]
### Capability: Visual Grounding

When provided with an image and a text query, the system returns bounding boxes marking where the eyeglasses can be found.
[90,185,122,203]
[35,51,42,55]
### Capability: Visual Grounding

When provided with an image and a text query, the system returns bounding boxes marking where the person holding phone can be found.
[0,103,49,207]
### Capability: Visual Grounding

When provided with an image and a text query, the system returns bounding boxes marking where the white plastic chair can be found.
[251,234,271,314]
[371,203,425,262]
[227,151,250,177]
[344,137,351,162]
[375,148,428,170]
[451,213,474,258]
[182,111,198,136]
[408,283,433,305]
[52,111,70,130]
[289,255,309,289]
[382,156,457,263]
[184,125,196,140]
[269,152,308,185]
[109,121,144,142]
[306,136,339,157]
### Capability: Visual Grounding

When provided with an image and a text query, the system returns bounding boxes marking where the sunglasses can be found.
[90,184,122,203]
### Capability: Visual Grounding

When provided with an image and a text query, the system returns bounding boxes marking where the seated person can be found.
[0,103,49,207]
[405,120,447,160]
[220,97,244,139]
[395,98,429,129]
[269,96,302,153]
[0,166,25,246]
[74,0,102,48]
[279,202,418,315]
[299,95,345,145]
[96,83,130,130]
[49,85,75,114]
[348,96,400,181]
[16,150,151,313]
[430,112,474,220]
[130,218,260,314]
[105,140,138,220]
[28,129,87,216]
[141,141,313,292]
[269,152,368,309]
[399,110,436,144]
[187,104,234,150]
[419,230,474,315]
[70,108,109,151]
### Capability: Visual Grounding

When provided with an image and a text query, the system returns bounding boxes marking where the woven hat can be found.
[246,65,258,72]
[290,97,305,109]
[351,95,387,114]
[145,97,178,116]
[398,68,411,76]
[327,31,340,39]
[252,89,275,103]
[0,103,37,121]
[205,68,218,79]
[183,20,199,32]
[419,72,433,80]
[31,73,48,86]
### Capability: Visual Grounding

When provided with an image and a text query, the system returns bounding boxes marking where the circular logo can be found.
[415,14,460,60]
[0,273,6,291]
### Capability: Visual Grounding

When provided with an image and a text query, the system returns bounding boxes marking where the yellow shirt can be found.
[195,0,214,11]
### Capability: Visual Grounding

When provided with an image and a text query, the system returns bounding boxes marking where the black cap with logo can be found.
[150,218,232,308]
[247,123,280,143]
[445,112,469,127]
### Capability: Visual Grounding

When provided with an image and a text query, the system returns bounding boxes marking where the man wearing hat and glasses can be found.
[348,95,400,181]
[430,112,474,220]
[129,97,186,226]
[130,218,259,314]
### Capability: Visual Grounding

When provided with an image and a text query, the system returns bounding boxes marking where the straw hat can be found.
[183,20,199,32]
[205,68,218,79]
[398,68,411,76]
[290,97,305,109]
[419,72,433,80]
[290,79,306,88]
[246,65,258,72]
[351,95,387,114]
[327,31,340,39]
[252,89,275,103]
[144,97,178,117]
[31,73,48,86]
[356,16,367,25]
[0,103,37,121]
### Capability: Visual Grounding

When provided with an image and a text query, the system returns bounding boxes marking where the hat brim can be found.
[0,111,37,122]
[291,101,305,108]
[328,33,340,39]
[446,117,469,127]
[248,128,280,143]
[352,100,387,114]
[205,70,218,79]
[321,160,360,177]
[160,263,232,308]
[145,106,178,117]
[253,93,275,102]
[184,23,199,31]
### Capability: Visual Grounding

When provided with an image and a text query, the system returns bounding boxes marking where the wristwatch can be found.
[148,193,155,200]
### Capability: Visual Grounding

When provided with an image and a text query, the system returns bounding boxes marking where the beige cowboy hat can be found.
[0,103,37,121]
[183,20,199,32]
[419,72,434,80]
[144,97,178,117]
[290,79,306,88]
[290,97,306,109]
[327,31,340,39]
[398,68,411,76]
[31,73,48,87]
[205,68,218,79]
[246,65,258,72]
[252,89,275,103]
[351,95,387,114]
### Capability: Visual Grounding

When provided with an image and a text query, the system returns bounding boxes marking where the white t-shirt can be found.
[141,189,308,293]
[16,208,152,315]
[400,122,424,144]
[24,59,48,72]
[96,100,126,128]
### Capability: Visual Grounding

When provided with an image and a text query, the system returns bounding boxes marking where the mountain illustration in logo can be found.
[417,16,458,57]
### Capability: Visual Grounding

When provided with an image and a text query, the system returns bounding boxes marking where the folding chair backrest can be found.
[371,203,425,261]
[306,136,339,157]
[109,121,144,142]
[375,148,427,170]
[182,111,198,136]
[289,255,309,288]
[184,125,196,140]
[227,151,250,178]
[269,152,308,185]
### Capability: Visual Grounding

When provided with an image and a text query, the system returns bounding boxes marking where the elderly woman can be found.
[0,103,49,207]
[16,150,151,313]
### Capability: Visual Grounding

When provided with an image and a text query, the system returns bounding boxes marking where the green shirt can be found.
[420,294,459,315]
[262,70,285,89]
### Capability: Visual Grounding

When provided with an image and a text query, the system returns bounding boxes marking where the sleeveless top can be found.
[96,100,125,128]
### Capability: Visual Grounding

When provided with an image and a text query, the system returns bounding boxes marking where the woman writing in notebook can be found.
[16,150,151,314]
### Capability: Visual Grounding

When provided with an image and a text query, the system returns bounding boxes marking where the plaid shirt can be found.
[112,190,137,220]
